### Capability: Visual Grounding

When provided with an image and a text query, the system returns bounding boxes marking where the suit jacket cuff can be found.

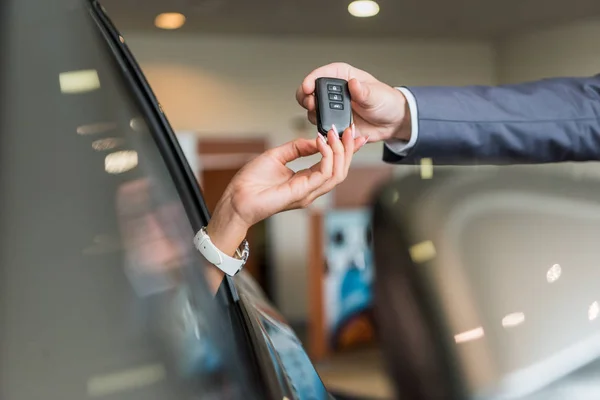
[384,87,419,157]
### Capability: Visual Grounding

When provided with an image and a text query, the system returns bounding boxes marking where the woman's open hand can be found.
[205,125,367,257]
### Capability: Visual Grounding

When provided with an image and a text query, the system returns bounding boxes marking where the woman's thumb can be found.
[348,78,378,108]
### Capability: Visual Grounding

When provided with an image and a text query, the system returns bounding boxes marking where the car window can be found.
[0,0,252,398]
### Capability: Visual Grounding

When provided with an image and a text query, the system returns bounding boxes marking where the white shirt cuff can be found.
[384,87,419,156]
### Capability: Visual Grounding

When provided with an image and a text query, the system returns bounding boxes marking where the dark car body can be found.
[0,1,341,399]
[372,168,600,400]
[12,2,600,400]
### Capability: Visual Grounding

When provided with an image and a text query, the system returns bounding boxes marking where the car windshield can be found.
[0,0,251,398]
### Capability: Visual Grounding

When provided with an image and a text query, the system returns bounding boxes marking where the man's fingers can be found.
[303,94,316,111]
[297,62,360,107]
[297,62,379,110]
[295,85,307,108]
[301,64,347,95]
[349,78,378,109]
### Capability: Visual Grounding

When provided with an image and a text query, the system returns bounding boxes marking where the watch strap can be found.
[193,227,249,276]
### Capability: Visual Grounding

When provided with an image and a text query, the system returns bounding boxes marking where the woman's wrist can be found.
[205,195,250,257]
[203,195,250,293]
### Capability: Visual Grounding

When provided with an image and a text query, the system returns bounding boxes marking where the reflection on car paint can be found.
[259,313,329,400]
[173,287,223,377]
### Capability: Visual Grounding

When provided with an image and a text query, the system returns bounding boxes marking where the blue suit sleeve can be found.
[383,75,600,165]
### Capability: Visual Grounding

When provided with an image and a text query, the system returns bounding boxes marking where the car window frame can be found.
[86,1,279,397]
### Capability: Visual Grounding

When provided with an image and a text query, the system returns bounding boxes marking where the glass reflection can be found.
[502,312,526,328]
[0,0,250,398]
[59,69,101,94]
[547,263,562,283]
[588,302,599,321]
[92,137,124,151]
[105,150,139,174]
[454,327,485,344]
[77,122,117,135]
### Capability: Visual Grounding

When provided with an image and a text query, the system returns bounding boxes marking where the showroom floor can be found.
[293,323,393,398]
[316,347,394,399]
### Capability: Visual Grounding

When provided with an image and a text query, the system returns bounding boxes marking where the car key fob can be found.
[315,77,352,136]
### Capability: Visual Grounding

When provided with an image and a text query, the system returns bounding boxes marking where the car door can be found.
[372,167,600,400]
[0,0,258,398]
[0,0,346,399]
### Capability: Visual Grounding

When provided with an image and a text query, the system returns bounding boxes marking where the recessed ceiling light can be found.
[348,0,380,18]
[154,12,186,30]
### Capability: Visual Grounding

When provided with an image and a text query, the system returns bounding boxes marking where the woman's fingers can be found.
[295,126,355,207]
[329,126,346,184]
[352,135,369,154]
[342,124,356,172]
[285,126,367,210]
[315,130,334,183]
[285,131,334,203]
[268,137,320,164]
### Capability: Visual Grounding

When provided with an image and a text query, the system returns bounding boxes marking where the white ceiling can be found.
[100,0,600,39]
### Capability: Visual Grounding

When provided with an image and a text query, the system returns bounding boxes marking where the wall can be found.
[124,32,497,320]
[497,17,600,83]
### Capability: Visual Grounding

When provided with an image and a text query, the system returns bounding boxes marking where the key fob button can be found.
[328,93,343,101]
[328,84,342,92]
[329,102,344,110]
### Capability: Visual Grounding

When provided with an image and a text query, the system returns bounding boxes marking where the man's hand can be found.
[296,62,411,143]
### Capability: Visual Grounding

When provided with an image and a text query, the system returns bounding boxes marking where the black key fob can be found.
[315,77,352,136]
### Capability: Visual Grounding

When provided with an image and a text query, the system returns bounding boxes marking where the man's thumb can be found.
[348,78,378,108]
